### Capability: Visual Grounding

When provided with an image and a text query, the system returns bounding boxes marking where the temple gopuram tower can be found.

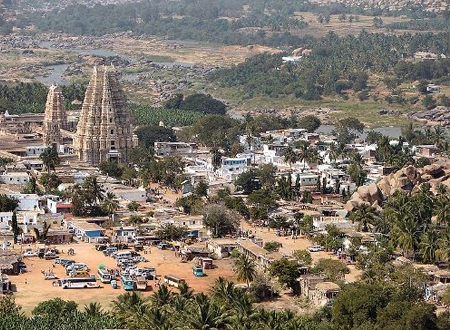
[43,84,67,150]
[74,66,138,165]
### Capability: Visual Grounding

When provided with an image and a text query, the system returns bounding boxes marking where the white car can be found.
[23,251,38,257]
[308,245,323,252]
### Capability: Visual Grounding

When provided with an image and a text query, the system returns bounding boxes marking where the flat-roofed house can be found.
[206,238,239,259]
[236,239,284,268]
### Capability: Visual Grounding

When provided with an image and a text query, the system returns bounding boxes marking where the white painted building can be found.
[263,143,287,163]
[0,172,30,185]
[290,172,320,187]
[25,146,47,156]
[8,194,40,211]
[0,212,13,225]
[113,188,147,202]
[217,156,250,180]
[154,142,197,156]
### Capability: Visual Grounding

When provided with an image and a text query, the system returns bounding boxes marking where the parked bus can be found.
[59,276,99,289]
[163,274,186,288]
[120,275,136,291]
[97,267,112,283]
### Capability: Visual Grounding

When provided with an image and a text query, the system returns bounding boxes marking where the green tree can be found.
[11,211,18,244]
[203,204,239,238]
[127,201,140,212]
[233,254,257,287]
[311,258,350,282]
[194,180,208,197]
[101,192,119,222]
[39,147,60,174]
[98,161,124,178]
[155,223,188,241]
[135,124,176,148]
[32,298,78,318]
[269,258,301,294]
[0,194,19,212]
[298,115,321,132]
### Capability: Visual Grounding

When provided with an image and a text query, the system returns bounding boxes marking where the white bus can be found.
[163,274,186,288]
[59,276,100,289]
[97,267,112,283]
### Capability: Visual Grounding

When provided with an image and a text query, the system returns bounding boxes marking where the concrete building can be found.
[0,172,30,185]
[206,239,239,259]
[25,146,47,156]
[8,194,40,211]
[154,142,197,156]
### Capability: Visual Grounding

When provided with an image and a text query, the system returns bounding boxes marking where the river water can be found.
[35,43,194,85]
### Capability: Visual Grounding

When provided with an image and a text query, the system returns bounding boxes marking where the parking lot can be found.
[12,240,236,314]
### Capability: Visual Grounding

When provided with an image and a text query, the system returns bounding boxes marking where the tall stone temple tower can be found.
[43,84,67,150]
[74,66,138,165]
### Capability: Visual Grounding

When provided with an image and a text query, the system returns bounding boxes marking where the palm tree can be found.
[348,204,379,232]
[434,195,450,226]
[150,284,173,307]
[140,307,173,330]
[178,281,194,300]
[112,292,147,325]
[83,302,104,316]
[282,146,298,172]
[420,228,440,264]
[437,230,450,261]
[233,254,257,288]
[39,147,60,174]
[391,215,422,259]
[210,277,237,304]
[184,293,231,330]
[102,192,119,221]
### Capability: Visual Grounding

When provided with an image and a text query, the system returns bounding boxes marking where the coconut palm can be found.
[101,192,120,221]
[83,302,104,316]
[233,254,257,288]
[210,277,237,304]
[39,147,60,174]
[434,195,450,226]
[391,215,422,259]
[420,228,440,264]
[282,146,298,172]
[140,307,173,330]
[437,230,450,261]
[348,204,380,232]
[183,293,231,330]
[150,284,173,307]
[112,292,147,325]
[178,281,194,300]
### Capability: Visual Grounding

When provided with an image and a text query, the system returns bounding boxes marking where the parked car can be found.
[62,260,76,267]
[308,245,323,252]
[157,242,171,250]
[23,251,38,257]
[55,258,70,265]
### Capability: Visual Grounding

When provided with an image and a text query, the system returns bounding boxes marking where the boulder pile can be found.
[345,163,450,211]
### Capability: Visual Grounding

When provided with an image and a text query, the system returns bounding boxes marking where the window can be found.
[110,129,114,134]
[192,221,195,224]
[109,118,112,123]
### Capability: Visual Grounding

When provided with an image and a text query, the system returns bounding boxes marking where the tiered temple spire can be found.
[43,84,67,150]
[74,66,138,165]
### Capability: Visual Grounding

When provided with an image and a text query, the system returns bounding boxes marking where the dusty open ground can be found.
[10,221,360,315]
[12,241,236,314]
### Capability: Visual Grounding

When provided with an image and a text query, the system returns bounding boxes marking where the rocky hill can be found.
[346,163,450,210]
[309,0,449,13]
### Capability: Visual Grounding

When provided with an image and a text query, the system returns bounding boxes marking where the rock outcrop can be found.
[345,163,450,211]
